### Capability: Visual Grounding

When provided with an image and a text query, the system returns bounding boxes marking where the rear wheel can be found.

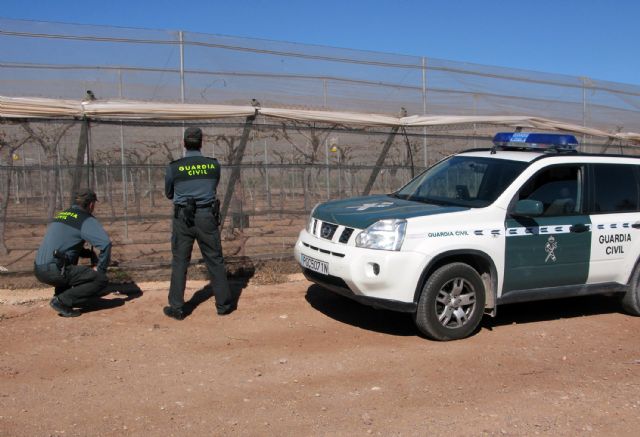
[415,263,486,341]
[621,263,640,316]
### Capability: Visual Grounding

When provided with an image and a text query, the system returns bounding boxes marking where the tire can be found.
[621,263,640,316]
[414,263,486,341]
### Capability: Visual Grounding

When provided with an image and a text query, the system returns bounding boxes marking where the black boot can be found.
[163,306,185,321]
[49,297,80,318]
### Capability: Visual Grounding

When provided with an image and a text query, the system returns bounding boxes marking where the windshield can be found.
[394,156,527,208]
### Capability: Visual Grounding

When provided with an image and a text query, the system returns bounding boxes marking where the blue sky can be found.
[2,0,639,86]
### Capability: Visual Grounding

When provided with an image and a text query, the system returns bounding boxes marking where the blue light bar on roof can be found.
[492,132,579,151]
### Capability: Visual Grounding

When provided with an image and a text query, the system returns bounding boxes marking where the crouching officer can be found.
[34,189,112,317]
[163,127,236,320]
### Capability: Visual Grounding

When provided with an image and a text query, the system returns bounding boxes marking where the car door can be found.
[503,164,591,293]
[587,163,640,285]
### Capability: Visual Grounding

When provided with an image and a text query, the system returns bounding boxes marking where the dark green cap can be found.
[184,127,203,143]
[75,188,98,204]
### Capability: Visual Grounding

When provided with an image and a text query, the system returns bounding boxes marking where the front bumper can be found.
[302,268,417,312]
[294,229,427,310]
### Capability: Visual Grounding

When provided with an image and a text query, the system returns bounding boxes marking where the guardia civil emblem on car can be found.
[346,201,394,211]
[545,236,558,262]
[295,132,640,341]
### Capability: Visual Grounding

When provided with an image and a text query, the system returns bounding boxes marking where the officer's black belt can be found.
[175,202,214,209]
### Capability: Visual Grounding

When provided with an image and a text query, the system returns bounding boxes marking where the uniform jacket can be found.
[35,205,112,273]
[164,150,221,206]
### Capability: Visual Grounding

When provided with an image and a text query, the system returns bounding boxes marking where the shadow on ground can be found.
[79,281,144,314]
[483,293,623,330]
[305,285,418,337]
[181,276,251,318]
[305,285,625,338]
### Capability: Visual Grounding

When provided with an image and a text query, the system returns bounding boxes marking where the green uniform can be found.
[165,150,235,314]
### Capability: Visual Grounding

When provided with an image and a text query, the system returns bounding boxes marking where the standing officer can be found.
[34,188,112,317]
[164,127,236,320]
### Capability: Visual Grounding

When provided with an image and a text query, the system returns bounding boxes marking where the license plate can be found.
[301,254,328,275]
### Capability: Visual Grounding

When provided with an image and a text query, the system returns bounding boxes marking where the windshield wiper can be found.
[413,197,460,206]
[390,193,462,206]
[388,193,408,200]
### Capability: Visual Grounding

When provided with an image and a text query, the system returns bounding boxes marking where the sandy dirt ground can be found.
[1,274,640,436]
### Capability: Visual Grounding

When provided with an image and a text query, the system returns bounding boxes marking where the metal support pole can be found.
[22,151,28,202]
[325,140,330,199]
[362,126,400,196]
[582,76,587,150]
[119,69,129,240]
[56,141,64,208]
[473,94,477,148]
[422,56,428,168]
[264,138,271,216]
[179,31,185,104]
[14,167,20,204]
[337,150,342,196]
[179,31,186,148]
[86,121,92,189]
[37,146,44,207]
[251,139,255,209]
[323,79,328,108]
[147,164,152,207]
[120,128,128,240]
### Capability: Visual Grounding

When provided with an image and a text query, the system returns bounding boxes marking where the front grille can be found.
[320,222,338,240]
[339,227,354,243]
[302,242,345,258]
[312,219,353,245]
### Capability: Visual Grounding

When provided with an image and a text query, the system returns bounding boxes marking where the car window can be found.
[516,165,583,216]
[592,164,639,213]
[396,156,527,207]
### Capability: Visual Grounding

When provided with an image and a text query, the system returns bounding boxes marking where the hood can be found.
[312,195,468,229]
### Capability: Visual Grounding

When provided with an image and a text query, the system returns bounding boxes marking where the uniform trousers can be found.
[34,262,109,307]
[169,206,234,313]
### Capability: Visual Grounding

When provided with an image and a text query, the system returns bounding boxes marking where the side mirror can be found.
[512,199,543,217]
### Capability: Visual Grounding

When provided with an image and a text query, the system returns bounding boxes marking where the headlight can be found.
[306,204,319,233]
[355,219,406,251]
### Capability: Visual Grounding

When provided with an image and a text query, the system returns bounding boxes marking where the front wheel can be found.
[414,263,486,341]
[621,263,640,316]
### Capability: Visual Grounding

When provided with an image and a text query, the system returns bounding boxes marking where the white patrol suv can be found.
[294,132,640,340]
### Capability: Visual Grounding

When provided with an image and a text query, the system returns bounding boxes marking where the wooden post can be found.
[70,116,89,199]
[219,110,257,231]
[361,126,400,196]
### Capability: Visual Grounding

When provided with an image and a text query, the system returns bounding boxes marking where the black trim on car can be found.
[302,242,345,258]
[413,249,498,305]
[497,282,628,305]
[303,269,417,313]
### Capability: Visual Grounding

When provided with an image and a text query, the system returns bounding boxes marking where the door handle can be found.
[632,222,640,229]
[570,223,589,233]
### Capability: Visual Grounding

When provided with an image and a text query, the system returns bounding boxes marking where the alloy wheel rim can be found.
[435,277,477,328]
